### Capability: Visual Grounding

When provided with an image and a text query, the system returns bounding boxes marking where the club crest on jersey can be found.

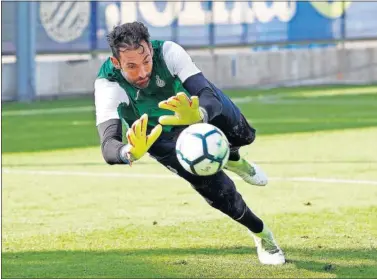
[156,75,165,87]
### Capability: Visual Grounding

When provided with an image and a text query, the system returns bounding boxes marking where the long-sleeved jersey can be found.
[95,40,240,164]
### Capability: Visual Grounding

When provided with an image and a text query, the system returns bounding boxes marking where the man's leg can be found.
[190,171,285,265]
[214,113,268,186]
[192,81,268,186]
[149,139,285,265]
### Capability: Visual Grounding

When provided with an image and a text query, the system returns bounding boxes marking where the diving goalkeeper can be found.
[94,22,285,265]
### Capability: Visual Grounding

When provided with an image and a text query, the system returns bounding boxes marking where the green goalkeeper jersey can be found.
[95,40,200,132]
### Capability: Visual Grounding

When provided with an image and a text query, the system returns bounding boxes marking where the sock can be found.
[229,148,241,161]
[235,206,264,233]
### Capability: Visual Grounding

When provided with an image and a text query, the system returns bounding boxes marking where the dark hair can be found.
[107,22,150,59]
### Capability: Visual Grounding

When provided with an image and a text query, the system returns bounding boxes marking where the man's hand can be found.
[158,92,204,126]
[125,114,162,161]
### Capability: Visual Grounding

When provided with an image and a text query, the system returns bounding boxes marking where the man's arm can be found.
[95,79,162,164]
[94,78,130,165]
[183,73,223,122]
[162,41,223,122]
[97,119,130,164]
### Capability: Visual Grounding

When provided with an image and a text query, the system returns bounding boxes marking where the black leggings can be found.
[148,114,263,233]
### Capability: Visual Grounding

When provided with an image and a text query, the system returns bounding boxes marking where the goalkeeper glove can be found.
[158,92,207,126]
[121,114,162,163]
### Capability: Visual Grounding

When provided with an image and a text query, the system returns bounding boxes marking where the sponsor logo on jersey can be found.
[156,75,166,87]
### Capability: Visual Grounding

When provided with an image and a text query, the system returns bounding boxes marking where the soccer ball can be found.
[176,123,230,176]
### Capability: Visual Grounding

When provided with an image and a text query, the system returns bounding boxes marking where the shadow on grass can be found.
[2,247,376,278]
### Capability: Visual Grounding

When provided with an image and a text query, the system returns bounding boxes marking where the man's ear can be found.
[110,56,121,69]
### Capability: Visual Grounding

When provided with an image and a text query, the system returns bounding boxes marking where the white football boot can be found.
[224,158,268,186]
[250,227,285,265]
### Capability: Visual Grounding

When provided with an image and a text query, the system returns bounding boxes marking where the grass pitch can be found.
[2,85,377,278]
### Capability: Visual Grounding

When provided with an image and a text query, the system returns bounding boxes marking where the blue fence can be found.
[2,1,377,55]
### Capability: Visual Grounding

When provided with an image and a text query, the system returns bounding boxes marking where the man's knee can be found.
[226,115,256,147]
[242,124,256,145]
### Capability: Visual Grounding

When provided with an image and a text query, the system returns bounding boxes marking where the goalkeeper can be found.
[95,22,285,265]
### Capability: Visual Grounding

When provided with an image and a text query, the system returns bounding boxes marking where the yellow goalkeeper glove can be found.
[158,92,205,126]
[123,114,162,162]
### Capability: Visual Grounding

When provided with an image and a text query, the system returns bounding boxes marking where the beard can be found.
[121,70,152,89]
[134,75,151,89]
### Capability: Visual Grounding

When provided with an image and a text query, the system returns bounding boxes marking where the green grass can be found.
[2,85,377,153]
[2,85,377,278]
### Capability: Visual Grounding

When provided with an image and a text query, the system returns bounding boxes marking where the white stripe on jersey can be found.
[162,41,201,82]
[94,78,130,126]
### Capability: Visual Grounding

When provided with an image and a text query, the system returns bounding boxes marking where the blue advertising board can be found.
[2,1,377,54]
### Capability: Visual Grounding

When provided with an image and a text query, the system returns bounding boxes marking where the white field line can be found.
[3,168,377,185]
